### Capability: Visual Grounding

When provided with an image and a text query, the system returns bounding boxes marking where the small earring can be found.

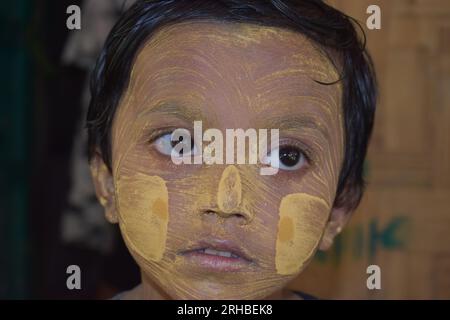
[99,196,108,207]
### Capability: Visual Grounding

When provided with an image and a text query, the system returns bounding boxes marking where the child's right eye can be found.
[261,145,309,171]
[153,132,199,157]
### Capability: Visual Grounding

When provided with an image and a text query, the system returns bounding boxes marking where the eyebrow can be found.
[262,115,331,141]
[137,101,205,123]
[137,101,331,141]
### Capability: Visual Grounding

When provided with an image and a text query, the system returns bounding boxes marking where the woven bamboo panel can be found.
[291,0,450,299]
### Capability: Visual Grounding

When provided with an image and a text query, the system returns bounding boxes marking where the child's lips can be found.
[179,239,255,272]
[181,250,252,272]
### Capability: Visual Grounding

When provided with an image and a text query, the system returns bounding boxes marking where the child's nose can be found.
[214,165,253,222]
[217,165,241,212]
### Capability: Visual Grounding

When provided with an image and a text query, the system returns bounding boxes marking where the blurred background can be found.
[0,0,449,299]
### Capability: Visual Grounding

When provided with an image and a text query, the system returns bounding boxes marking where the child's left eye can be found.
[153,132,199,157]
[263,145,308,171]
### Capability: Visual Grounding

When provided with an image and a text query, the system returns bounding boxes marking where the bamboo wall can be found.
[292,0,450,299]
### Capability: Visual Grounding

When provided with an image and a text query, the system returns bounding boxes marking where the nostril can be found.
[202,209,217,216]
[233,212,246,220]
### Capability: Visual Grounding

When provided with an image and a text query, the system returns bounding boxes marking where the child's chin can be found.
[153,276,282,300]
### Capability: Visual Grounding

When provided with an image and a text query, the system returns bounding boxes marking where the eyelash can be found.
[147,127,183,143]
[146,128,316,168]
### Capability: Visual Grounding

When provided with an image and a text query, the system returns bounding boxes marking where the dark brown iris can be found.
[279,146,301,167]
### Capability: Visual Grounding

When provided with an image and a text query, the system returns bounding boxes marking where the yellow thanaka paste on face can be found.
[116,173,169,262]
[275,193,330,275]
[217,165,242,213]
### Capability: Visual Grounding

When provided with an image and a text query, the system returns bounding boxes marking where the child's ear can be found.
[318,206,352,251]
[89,152,118,224]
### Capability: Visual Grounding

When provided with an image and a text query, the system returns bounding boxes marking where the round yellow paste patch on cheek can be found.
[116,173,169,262]
[275,193,330,275]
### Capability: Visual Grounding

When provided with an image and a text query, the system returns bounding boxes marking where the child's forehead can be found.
[133,20,339,83]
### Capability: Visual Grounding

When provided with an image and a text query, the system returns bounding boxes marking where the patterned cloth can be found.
[61,0,136,254]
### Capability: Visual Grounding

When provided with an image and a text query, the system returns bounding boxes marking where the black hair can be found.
[87,0,377,211]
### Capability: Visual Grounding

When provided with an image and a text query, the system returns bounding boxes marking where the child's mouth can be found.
[179,239,255,272]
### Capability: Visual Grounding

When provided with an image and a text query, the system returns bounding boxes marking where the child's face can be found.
[93,21,346,299]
